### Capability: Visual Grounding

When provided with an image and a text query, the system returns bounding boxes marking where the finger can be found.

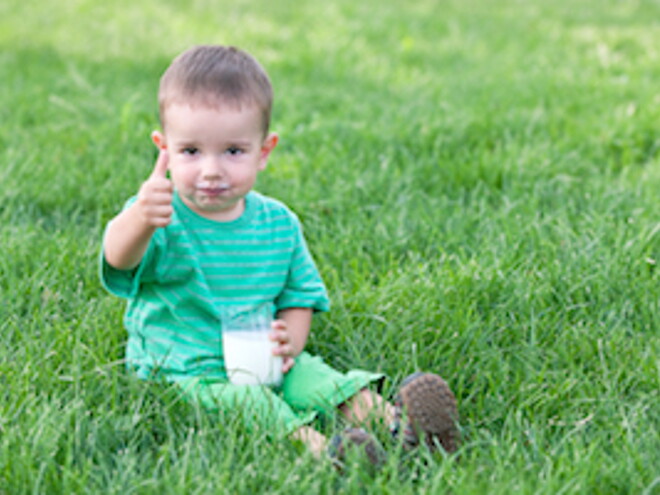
[147,190,174,205]
[140,180,173,202]
[149,177,174,191]
[269,329,289,343]
[273,343,294,359]
[271,319,286,330]
[150,150,169,179]
[282,357,295,373]
[150,216,172,228]
[145,204,174,218]
[137,190,173,210]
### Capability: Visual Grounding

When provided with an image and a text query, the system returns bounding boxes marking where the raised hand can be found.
[136,150,173,228]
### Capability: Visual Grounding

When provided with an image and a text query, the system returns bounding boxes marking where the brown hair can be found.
[158,45,273,135]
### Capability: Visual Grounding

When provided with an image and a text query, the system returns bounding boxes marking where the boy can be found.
[100,45,458,464]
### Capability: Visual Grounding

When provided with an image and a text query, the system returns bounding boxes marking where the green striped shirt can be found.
[101,191,329,381]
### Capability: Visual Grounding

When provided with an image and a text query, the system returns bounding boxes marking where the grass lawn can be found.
[1,0,659,493]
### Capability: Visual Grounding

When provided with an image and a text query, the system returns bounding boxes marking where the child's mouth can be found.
[198,184,230,196]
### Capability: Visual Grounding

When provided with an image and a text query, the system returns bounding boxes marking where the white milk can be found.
[222,330,283,386]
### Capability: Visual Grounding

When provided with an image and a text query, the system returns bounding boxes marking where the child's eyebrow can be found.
[170,136,199,144]
[174,140,201,149]
[222,138,256,149]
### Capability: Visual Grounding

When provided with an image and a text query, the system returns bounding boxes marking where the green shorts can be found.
[177,352,384,435]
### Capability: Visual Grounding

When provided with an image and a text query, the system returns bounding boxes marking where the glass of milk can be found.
[221,303,283,387]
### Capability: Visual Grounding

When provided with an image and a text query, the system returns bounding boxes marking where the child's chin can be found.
[199,199,232,210]
[197,198,243,215]
[194,196,226,208]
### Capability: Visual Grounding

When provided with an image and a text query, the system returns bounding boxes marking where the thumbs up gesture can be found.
[136,150,174,228]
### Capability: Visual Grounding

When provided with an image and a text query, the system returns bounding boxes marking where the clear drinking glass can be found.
[221,303,283,386]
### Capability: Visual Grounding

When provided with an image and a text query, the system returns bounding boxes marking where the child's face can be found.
[153,103,277,221]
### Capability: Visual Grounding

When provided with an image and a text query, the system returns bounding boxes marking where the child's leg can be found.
[338,388,395,427]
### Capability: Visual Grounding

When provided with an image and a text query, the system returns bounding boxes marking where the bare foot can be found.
[290,426,328,458]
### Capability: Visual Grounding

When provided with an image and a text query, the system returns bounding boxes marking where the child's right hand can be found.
[136,150,173,228]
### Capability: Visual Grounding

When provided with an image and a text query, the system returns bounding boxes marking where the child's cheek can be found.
[171,165,196,185]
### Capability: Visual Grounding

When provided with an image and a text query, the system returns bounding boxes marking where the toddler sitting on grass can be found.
[100,44,458,466]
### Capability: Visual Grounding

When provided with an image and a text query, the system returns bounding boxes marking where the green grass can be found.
[1,0,659,493]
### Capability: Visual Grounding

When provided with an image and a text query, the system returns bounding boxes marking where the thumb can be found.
[150,150,169,179]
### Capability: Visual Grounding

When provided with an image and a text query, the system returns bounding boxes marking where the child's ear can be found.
[259,133,279,169]
[151,130,167,150]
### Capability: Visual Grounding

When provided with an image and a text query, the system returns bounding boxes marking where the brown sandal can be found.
[392,372,459,453]
[328,427,387,470]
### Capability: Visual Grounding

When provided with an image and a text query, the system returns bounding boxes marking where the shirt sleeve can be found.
[275,215,330,312]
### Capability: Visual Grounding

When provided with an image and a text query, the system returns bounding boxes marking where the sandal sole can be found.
[396,372,459,453]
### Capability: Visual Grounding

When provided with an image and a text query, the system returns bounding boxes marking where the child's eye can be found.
[182,147,199,155]
[226,146,243,156]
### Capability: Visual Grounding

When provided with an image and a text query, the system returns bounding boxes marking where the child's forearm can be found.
[103,204,158,270]
[277,307,313,356]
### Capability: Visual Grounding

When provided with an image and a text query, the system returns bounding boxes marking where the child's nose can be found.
[202,155,225,178]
